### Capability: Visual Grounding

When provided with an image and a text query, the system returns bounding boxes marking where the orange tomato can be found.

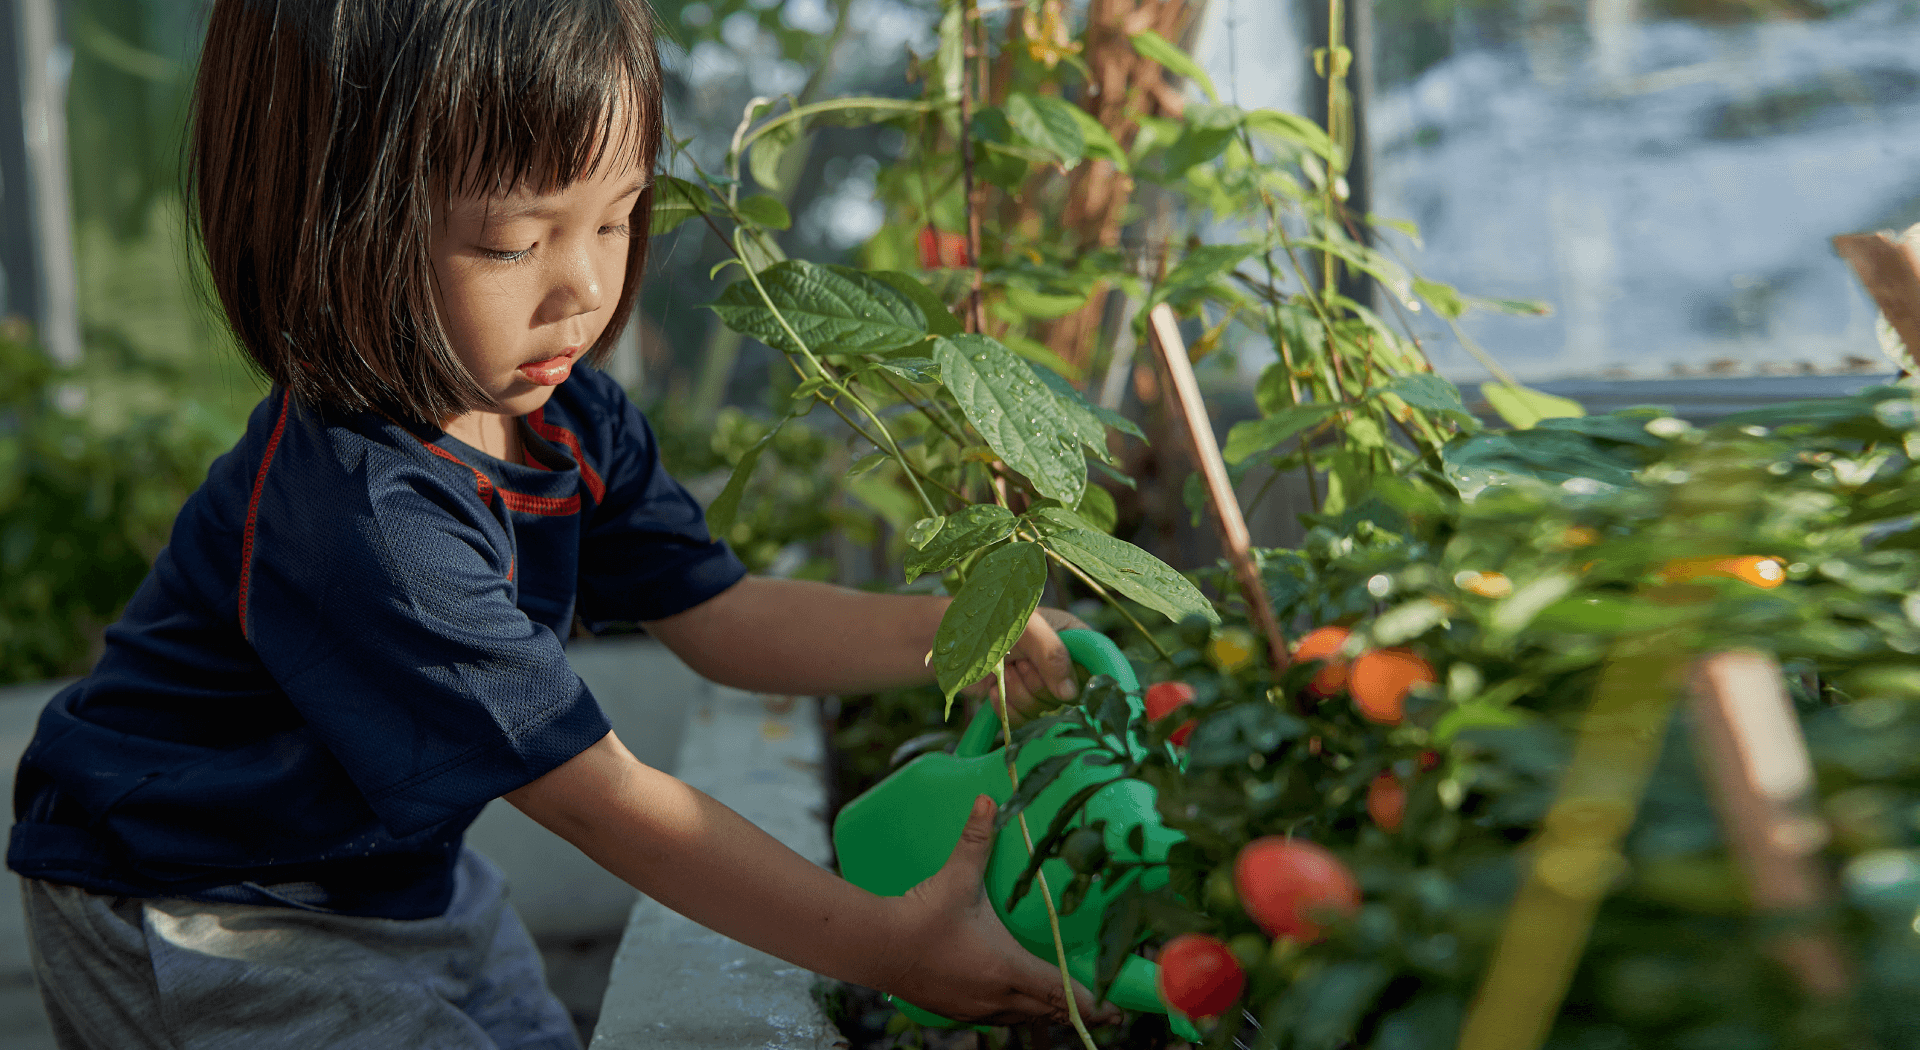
[1234,837,1361,942]
[1157,933,1245,1020]
[1349,648,1435,725]
[1366,772,1405,832]
[1292,625,1351,697]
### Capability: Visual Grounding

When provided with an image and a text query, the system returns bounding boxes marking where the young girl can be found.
[6,1,1114,1046]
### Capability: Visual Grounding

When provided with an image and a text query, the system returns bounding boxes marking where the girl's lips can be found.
[517,347,578,386]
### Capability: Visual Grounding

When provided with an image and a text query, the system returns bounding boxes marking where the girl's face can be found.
[429,155,646,425]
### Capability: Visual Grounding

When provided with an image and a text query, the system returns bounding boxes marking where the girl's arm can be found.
[505,730,1115,1025]
[642,575,1083,706]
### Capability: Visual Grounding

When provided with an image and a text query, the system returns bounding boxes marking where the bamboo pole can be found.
[1686,650,1850,999]
[1144,304,1292,676]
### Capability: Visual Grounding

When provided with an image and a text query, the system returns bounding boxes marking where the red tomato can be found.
[916,225,970,269]
[1233,837,1360,942]
[1145,681,1196,720]
[1291,625,1351,697]
[1366,773,1405,833]
[1156,933,1245,1020]
[1419,749,1443,772]
[1147,682,1198,749]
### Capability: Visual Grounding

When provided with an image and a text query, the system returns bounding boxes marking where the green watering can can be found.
[833,630,1198,1039]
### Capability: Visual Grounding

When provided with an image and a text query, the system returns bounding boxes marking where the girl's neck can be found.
[443,411,524,465]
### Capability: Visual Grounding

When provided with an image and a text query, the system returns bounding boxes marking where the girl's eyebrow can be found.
[481,177,653,224]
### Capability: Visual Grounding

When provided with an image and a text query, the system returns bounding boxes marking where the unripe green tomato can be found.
[1204,867,1239,913]
[1061,827,1108,874]
[1227,933,1268,971]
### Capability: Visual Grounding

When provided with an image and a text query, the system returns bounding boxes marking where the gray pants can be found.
[21,849,582,1050]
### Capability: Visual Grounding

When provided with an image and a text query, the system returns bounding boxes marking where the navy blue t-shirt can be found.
[7,366,746,919]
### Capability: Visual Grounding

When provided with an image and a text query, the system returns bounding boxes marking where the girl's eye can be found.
[480,246,532,263]
[599,223,631,237]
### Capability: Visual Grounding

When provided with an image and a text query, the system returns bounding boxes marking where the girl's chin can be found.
[492,382,561,416]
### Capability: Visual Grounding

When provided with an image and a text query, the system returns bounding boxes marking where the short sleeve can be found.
[247,440,611,838]
[572,385,747,630]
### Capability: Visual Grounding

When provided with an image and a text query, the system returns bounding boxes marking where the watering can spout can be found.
[832,630,1199,1039]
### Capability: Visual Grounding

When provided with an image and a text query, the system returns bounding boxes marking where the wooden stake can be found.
[1144,304,1292,675]
[1833,230,1920,371]
[1687,650,1850,998]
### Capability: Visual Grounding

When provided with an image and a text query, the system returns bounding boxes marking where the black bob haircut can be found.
[189,0,664,424]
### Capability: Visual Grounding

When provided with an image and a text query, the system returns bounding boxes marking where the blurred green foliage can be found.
[1008,387,1920,1047]
[649,401,862,577]
[0,322,239,684]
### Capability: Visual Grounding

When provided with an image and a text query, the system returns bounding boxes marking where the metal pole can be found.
[8,0,78,365]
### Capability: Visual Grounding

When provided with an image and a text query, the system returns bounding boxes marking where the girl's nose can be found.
[546,252,605,321]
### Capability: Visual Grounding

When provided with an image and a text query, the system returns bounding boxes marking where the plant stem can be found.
[957,0,986,333]
[993,660,1099,1050]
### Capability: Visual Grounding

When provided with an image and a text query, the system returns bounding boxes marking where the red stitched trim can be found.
[499,489,581,516]
[239,391,292,640]
[426,444,495,506]
[527,408,604,503]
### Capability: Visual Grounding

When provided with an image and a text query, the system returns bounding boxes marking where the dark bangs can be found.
[189,0,664,423]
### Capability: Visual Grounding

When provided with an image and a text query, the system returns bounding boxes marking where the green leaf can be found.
[1245,108,1339,163]
[1293,962,1394,1050]
[1159,244,1257,300]
[871,272,962,336]
[1366,374,1480,429]
[705,412,791,538]
[1006,92,1087,168]
[991,752,1081,832]
[1223,404,1336,464]
[934,3,965,103]
[1371,598,1449,645]
[1480,381,1585,430]
[933,334,1088,504]
[932,541,1048,707]
[1128,29,1219,104]
[1442,429,1640,491]
[1023,504,1093,536]
[846,451,889,477]
[748,118,798,191]
[1374,994,1463,1050]
[905,515,945,550]
[735,195,792,231]
[904,503,1017,581]
[648,175,709,236]
[1075,484,1118,534]
[1161,124,1236,177]
[868,356,940,385]
[1066,106,1129,172]
[1467,296,1553,317]
[1368,373,1465,414]
[1412,278,1465,320]
[709,260,927,357]
[1028,363,1141,454]
[1004,284,1091,320]
[1096,886,1146,1004]
[1045,528,1218,625]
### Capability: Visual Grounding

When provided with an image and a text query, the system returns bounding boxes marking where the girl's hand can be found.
[884,795,1120,1026]
[961,607,1090,713]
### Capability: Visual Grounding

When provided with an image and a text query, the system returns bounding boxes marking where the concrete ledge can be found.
[589,689,847,1050]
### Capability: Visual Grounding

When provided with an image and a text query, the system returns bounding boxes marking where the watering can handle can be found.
[954,630,1139,758]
